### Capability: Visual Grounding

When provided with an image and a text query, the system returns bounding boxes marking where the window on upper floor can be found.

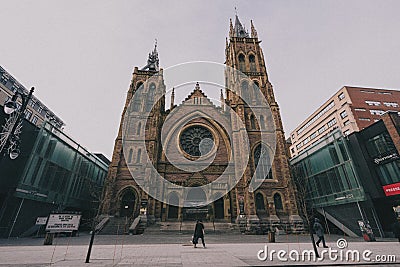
[254,144,273,180]
[343,120,350,126]
[340,110,348,119]
[238,54,246,72]
[378,92,392,95]
[338,92,345,100]
[249,54,256,72]
[250,114,256,129]
[327,118,337,128]
[365,100,380,106]
[370,109,385,115]
[354,108,366,112]
[32,116,38,125]
[318,125,327,134]
[24,109,32,120]
[383,102,399,108]
[359,118,371,121]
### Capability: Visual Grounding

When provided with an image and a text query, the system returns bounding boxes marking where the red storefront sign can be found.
[383,182,400,196]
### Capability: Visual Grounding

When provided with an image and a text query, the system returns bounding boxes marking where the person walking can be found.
[392,218,400,243]
[193,219,206,248]
[313,218,328,248]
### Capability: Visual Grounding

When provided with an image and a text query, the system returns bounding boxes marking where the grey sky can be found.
[1,1,399,159]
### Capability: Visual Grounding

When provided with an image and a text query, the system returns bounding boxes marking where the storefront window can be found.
[377,160,400,185]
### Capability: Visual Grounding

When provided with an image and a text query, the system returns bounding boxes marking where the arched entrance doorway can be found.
[255,192,268,218]
[120,189,137,217]
[183,187,207,221]
[167,192,179,219]
[274,193,284,215]
[214,197,224,220]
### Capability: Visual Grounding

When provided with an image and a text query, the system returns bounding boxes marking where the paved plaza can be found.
[0,232,399,266]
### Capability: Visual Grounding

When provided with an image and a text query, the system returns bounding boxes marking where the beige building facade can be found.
[290,86,400,157]
[0,65,64,129]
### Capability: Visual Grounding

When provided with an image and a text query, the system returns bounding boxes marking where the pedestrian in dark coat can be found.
[392,218,400,242]
[193,220,205,248]
[313,218,328,248]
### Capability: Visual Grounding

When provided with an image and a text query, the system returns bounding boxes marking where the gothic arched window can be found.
[274,193,283,211]
[128,148,133,163]
[249,54,256,72]
[250,114,256,129]
[241,81,250,104]
[259,115,265,130]
[254,144,273,180]
[238,54,246,72]
[132,95,141,112]
[136,149,142,163]
[146,83,156,112]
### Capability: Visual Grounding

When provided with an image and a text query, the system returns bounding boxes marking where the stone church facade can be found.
[101,16,303,232]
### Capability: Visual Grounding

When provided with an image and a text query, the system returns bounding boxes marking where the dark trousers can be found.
[194,235,205,247]
[316,235,327,247]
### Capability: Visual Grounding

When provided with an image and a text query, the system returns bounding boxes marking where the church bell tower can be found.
[225,15,302,229]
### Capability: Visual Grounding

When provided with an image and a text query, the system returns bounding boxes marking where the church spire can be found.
[170,87,175,110]
[141,39,159,71]
[250,20,258,38]
[233,14,249,38]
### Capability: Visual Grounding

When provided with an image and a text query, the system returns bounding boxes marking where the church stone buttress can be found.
[101,16,303,234]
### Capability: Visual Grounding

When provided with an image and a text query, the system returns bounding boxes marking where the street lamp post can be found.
[0,87,34,161]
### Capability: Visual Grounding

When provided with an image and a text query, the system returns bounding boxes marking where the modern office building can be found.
[347,111,400,235]
[0,106,109,237]
[290,86,400,157]
[290,111,400,237]
[0,65,64,129]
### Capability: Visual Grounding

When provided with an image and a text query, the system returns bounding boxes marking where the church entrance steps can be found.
[98,216,133,235]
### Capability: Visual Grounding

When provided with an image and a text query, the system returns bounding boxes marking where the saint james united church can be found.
[101,15,303,231]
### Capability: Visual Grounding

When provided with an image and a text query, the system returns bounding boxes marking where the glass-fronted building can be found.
[290,129,382,237]
[291,111,400,238]
[0,114,109,237]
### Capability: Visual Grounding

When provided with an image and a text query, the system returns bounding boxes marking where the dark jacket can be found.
[393,221,400,237]
[194,221,204,237]
[313,219,324,237]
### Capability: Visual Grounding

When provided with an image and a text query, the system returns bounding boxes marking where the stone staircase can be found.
[98,216,132,235]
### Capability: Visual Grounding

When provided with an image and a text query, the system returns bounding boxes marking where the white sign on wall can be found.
[35,217,48,225]
[45,214,81,232]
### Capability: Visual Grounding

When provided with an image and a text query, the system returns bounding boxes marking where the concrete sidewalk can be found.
[0,233,399,266]
[0,242,399,266]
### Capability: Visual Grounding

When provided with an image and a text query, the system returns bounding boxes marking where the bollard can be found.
[43,232,54,245]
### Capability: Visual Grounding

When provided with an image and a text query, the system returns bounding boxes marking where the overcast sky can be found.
[1,1,399,159]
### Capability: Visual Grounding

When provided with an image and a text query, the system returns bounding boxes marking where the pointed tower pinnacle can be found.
[220,89,225,111]
[250,20,258,38]
[233,14,249,38]
[170,87,175,110]
[229,18,234,38]
[141,39,159,71]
